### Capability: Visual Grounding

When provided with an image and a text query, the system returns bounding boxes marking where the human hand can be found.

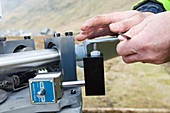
[76,10,153,41]
[117,11,170,64]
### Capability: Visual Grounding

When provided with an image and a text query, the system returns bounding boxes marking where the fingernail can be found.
[76,34,86,41]
[118,33,131,40]
[117,35,126,41]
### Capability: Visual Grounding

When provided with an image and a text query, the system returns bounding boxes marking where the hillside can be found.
[0,0,138,34]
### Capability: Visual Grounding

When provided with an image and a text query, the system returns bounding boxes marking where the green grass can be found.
[158,79,170,85]
[79,58,170,109]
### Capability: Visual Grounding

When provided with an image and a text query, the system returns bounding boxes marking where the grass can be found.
[158,79,170,85]
[79,58,170,109]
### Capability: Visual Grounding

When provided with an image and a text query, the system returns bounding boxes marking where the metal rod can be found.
[62,80,85,88]
[0,49,60,75]
[93,43,97,51]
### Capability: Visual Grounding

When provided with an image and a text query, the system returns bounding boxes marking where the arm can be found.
[133,0,166,13]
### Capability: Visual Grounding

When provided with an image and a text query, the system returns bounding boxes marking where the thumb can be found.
[116,22,146,42]
[116,22,148,56]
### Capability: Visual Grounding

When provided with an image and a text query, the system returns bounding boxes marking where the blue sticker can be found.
[31,81,55,103]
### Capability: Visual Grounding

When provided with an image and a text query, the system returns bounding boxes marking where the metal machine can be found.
[0,32,119,113]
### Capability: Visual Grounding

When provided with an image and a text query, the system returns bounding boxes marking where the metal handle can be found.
[62,80,85,88]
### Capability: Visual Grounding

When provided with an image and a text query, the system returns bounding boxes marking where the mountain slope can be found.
[0,0,138,33]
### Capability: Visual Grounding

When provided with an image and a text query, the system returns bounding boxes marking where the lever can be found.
[62,80,85,88]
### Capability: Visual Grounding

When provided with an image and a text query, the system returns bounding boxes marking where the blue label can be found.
[31,81,55,103]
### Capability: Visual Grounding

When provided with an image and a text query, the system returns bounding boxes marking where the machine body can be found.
[0,33,119,112]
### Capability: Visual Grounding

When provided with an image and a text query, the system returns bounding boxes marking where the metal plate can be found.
[0,88,81,113]
[0,89,8,104]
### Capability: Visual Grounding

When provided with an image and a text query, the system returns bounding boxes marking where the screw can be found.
[0,37,6,41]
[68,32,73,36]
[24,36,31,39]
[65,32,68,36]
[71,89,76,94]
[65,32,73,36]
[57,33,60,37]
[54,33,60,37]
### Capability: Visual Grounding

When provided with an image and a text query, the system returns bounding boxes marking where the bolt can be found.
[24,36,31,39]
[53,32,56,36]
[37,89,46,97]
[65,32,68,36]
[71,89,76,94]
[65,32,73,36]
[56,33,60,37]
[68,32,73,36]
[0,37,6,41]
[54,33,60,37]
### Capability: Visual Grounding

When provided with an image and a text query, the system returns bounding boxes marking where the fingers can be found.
[116,18,150,56]
[81,11,140,31]
[76,10,151,41]
[76,33,88,41]
[116,17,155,63]
[116,39,138,56]
[117,16,150,41]
[77,13,123,41]
[122,54,153,64]
[122,54,140,63]
[122,53,163,64]
[81,12,123,31]
[109,12,147,33]
[77,11,140,41]
[76,26,113,41]
[81,11,139,31]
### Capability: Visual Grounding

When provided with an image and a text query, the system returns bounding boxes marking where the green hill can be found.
[0,0,138,33]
